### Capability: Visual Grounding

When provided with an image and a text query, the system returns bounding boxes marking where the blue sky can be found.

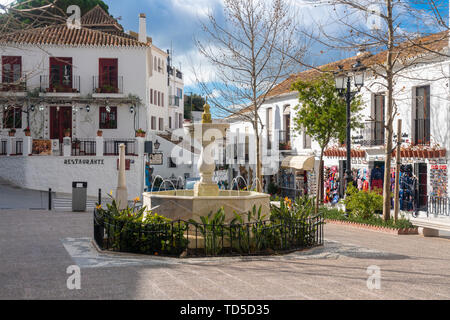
[102,0,449,99]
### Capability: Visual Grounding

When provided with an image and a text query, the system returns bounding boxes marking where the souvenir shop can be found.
[279,155,317,199]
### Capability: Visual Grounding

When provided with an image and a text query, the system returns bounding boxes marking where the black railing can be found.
[413,118,430,146]
[93,76,123,94]
[278,130,291,150]
[93,209,323,257]
[358,121,384,146]
[0,140,7,155]
[104,139,136,156]
[72,138,96,156]
[40,75,81,93]
[427,196,450,217]
[176,70,183,79]
[0,74,27,92]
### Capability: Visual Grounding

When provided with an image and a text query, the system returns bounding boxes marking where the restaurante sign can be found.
[64,159,104,165]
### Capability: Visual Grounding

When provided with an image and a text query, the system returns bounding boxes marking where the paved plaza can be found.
[0,208,449,300]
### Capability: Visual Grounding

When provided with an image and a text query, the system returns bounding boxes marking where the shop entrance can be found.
[415,163,428,209]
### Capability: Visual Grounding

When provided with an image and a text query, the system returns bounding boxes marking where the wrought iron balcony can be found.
[92,76,123,94]
[353,121,385,147]
[0,73,27,92]
[40,75,80,93]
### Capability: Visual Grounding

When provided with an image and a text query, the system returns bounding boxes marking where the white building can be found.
[228,32,450,213]
[0,5,193,198]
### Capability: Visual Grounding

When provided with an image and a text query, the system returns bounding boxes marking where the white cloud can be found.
[170,0,222,18]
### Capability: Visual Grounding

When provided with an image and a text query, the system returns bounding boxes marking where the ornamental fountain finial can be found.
[201,97,212,124]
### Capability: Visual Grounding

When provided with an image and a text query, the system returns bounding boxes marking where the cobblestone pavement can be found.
[1,210,449,300]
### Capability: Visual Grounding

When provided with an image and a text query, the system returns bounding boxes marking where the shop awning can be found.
[281,155,315,171]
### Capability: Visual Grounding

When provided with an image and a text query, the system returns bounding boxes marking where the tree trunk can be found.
[382,0,394,221]
[315,148,324,214]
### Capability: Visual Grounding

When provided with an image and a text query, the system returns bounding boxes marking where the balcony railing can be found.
[72,138,96,156]
[104,139,136,156]
[176,70,183,79]
[0,74,27,92]
[93,76,123,94]
[169,95,181,107]
[355,121,385,146]
[279,130,291,150]
[40,75,80,93]
[413,118,430,146]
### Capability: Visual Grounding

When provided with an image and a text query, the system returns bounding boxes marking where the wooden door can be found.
[99,58,118,90]
[50,106,72,142]
[49,57,72,91]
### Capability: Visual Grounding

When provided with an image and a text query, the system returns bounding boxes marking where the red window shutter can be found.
[99,58,118,89]
[2,56,22,83]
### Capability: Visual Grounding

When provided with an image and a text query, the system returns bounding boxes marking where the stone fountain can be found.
[142,101,270,222]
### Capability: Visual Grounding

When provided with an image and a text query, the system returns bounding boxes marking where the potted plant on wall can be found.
[8,128,16,137]
[24,127,31,136]
[97,129,103,137]
[135,128,146,138]
[64,128,71,137]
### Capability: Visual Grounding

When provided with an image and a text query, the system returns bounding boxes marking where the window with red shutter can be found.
[2,56,21,84]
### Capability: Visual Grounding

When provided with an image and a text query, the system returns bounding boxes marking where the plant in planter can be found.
[24,127,31,136]
[8,128,16,136]
[135,128,146,137]
[97,130,103,137]
[64,128,71,137]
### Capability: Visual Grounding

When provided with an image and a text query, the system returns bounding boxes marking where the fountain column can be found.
[116,143,128,209]
[194,101,220,197]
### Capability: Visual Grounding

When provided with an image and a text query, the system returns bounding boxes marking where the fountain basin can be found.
[143,190,270,222]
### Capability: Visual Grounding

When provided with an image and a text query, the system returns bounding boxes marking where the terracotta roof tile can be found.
[81,5,123,31]
[234,31,449,117]
[0,24,149,48]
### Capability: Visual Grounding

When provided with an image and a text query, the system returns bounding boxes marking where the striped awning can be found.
[281,156,315,171]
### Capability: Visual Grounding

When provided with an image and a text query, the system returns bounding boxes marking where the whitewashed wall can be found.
[0,155,145,199]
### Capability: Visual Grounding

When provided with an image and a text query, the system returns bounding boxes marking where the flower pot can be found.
[418,150,425,158]
[8,131,15,137]
[24,131,31,137]
[439,149,447,158]
[433,150,440,158]
[64,131,71,137]
[427,150,434,158]
[97,131,103,137]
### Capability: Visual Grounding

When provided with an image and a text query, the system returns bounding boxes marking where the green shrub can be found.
[267,182,279,195]
[343,184,383,220]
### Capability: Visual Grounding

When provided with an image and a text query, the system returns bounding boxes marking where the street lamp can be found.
[154,139,160,151]
[334,60,366,189]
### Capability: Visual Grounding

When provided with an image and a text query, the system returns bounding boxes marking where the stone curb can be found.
[325,219,418,235]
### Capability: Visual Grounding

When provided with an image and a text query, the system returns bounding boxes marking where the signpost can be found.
[149,153,163,165]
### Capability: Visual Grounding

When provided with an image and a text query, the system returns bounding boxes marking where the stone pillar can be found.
[63,137,71,157]
[23,136,32,156]
[96,136,103,157]
[136,137,145,156]
[116,143,128,210]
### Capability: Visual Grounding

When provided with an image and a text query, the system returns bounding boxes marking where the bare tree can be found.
[194,0,308,192]
[297,0,449,220]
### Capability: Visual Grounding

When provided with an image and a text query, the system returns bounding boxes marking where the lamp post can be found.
[334,60,366,190]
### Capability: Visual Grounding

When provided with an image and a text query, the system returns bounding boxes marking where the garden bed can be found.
[94,197,324,258]
[325,219,418,235]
